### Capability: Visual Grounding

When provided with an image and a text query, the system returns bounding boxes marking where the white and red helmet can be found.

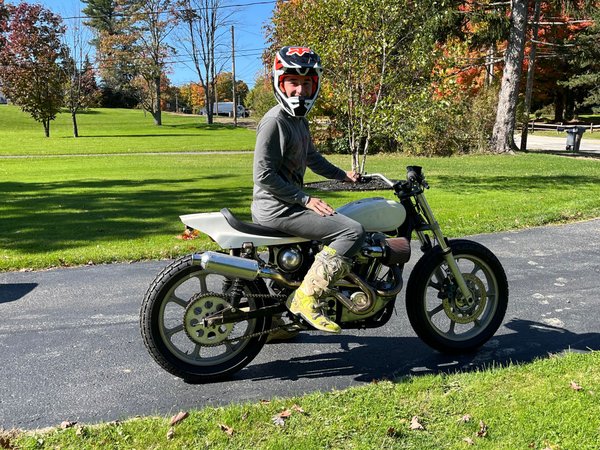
[272,46,322,117]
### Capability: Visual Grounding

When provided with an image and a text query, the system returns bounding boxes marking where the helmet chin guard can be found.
[272,46,322,117]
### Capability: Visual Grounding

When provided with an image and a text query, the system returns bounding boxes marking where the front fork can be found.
[413,192,474,304]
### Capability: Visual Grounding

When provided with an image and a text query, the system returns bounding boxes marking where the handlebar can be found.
[406,165,429,189]
[359,173,395,188]
[359,166,429,191]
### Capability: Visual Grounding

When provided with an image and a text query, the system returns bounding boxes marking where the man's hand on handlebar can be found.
[344,170,361,183]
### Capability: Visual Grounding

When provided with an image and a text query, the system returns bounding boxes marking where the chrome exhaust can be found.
[193,251,260,280]
[192,251,300,287]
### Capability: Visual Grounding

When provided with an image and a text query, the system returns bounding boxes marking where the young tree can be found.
[176,0,231,124]
[0,3,68,137]
[62,14,100,137]
[63,55,100,137]
[127,0,177,125]
[269,0,441,170]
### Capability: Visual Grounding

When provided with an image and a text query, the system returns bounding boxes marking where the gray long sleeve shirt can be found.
[251,105,346,223]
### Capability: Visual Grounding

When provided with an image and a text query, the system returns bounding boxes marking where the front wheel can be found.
[140,254,271,383]
[406,239,508,353]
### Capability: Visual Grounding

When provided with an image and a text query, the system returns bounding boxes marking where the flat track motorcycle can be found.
[140,166,509,383]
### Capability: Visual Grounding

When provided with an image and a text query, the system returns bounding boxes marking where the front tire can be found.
[140,254,270,383]
[406,239,508,353]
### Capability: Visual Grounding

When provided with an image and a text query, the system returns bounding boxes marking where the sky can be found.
[13,0,277,88]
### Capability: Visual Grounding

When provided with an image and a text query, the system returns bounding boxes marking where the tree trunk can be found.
[565,88,575,121]
[519,0,541,152]
[43,119,50,137]
[491,0,528,154]
[72,112,79,138]
[554,90,565,122]
[153,76,162,126]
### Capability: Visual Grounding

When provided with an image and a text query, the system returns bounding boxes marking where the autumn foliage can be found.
[0,2,67,137]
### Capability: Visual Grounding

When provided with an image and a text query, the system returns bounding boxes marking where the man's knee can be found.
[351,221,366,245]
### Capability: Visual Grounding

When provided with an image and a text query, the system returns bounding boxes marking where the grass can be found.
[8,351,600,449]
[1,151,599,271]
[0,105,256,154]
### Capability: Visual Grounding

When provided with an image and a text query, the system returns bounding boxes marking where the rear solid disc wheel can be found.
[140,254,270,383]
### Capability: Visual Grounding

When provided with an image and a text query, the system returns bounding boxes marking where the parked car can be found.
[200,102,247,117]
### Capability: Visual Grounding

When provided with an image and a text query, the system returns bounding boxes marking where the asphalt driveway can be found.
[1,218,599,430]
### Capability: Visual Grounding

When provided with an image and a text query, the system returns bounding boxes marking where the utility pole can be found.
[231,25,237,126]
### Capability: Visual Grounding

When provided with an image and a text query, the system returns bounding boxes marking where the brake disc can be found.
[442,273,487,324]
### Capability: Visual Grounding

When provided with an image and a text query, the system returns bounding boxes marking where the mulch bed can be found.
[305,178,392,192]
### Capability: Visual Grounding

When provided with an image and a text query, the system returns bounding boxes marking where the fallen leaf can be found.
[166,427,175,440]
[272,415,286,427]
[219,424,234,436]
[463,437,475,445]
[279,409,292,418]
[570,381,583,391]
[458,414,472,423]
[260,399,271,405]
[170,411,189,426]
[272,409,293,427]
[291,404,306,414]
[177,227,200,240]
[409,416,425,431]
[60,421,77,429]
[477,420,488,438]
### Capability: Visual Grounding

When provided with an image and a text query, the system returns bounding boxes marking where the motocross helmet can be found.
[272,46,322,117]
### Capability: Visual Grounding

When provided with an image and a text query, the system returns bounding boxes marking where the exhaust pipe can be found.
[193,252,260,280]
[192,251,299,287]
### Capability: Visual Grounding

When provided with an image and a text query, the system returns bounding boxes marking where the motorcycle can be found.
[140,166,508,383]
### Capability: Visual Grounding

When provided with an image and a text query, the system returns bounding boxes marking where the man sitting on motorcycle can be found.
[252,46,365,334]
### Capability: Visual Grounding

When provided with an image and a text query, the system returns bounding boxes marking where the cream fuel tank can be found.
[336,197,407,232]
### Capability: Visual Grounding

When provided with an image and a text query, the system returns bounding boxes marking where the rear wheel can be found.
[406,240,508,353]
[140,254,270,383]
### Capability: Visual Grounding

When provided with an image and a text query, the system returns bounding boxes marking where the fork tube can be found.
[415,192,473,302]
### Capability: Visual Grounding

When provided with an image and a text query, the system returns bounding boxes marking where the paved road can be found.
[518,133,600,154]
[1,219,600,430]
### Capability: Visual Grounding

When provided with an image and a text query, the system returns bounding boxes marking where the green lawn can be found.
[10,351,600,449]
[0,105,256,154]
[1,152,599,271]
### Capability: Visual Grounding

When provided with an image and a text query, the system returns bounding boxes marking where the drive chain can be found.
[198,291,301,347]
